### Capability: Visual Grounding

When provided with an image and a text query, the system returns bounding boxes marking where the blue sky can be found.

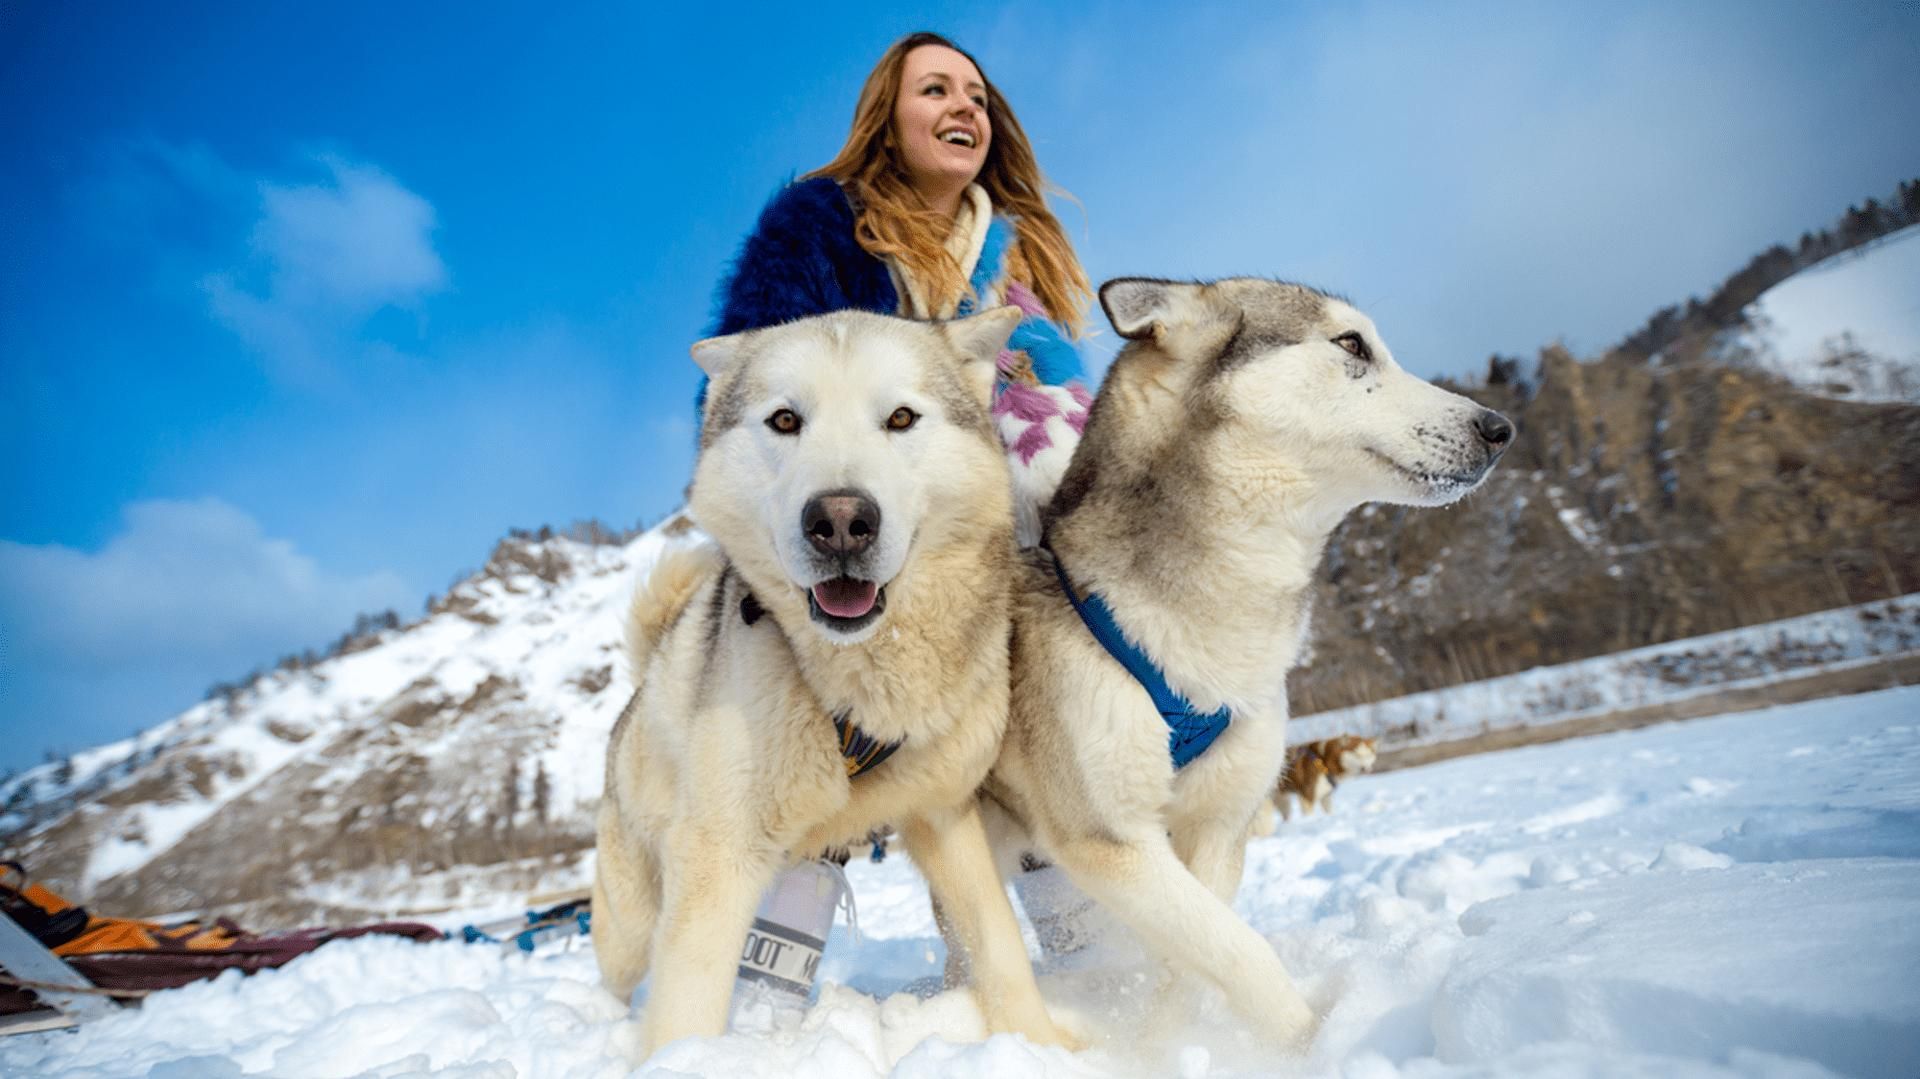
[3,1,1917,770]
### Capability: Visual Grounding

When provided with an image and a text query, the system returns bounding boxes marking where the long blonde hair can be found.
[806,31,1091,336]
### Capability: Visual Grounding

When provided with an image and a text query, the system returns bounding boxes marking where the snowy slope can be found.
[1291,593,1919,751]
[0,523,697,914]
[8,687,1916,1078]
[1737,224,1920,402]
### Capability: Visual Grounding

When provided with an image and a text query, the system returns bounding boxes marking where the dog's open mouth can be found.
[808,576,886,632]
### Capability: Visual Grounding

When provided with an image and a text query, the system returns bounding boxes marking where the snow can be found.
[1291,593,1919,752]
[1738,225,1920,402]
[9,686,1917,1078]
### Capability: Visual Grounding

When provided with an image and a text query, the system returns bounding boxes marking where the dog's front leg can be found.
[1054,829,1317,1049]
[640,827,780,1056]
[1176,816,1252,905]
[901,803,1078,1050]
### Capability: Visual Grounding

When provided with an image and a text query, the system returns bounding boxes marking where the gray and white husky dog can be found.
[594,307,1073,1054]
[977,277,1513,1046]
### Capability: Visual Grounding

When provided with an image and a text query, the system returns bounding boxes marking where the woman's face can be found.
[891,44,992,195]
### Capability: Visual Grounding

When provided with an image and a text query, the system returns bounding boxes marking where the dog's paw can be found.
[1268,992,1320,1053]
[1022,1014,1087,1053]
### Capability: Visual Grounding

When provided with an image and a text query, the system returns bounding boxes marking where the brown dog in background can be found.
[1250,736,1379,835]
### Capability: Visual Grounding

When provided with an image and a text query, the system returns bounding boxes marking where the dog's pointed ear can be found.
[690,333,742,378]
[1100,278,1188,340]
[944,306,1023,404]
[944,305,1023,365]
[1100,278,1241,357]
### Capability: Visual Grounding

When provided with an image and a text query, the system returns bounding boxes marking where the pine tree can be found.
[501,757,521,850]
[532,761,551,826]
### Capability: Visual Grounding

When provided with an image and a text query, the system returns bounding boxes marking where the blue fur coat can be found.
[704,178,1082,392]
[711,177,900,336]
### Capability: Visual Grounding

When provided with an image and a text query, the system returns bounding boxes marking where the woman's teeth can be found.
[939,131,975,147]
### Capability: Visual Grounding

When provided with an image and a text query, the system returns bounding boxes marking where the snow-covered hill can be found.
[0,519,699,920]
[4,216,1917,927]
[8,686,1916,1078]
[1736,224,1920,402]
[5,508,1915,927]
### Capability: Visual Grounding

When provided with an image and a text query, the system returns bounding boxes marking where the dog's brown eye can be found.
[1334,332,1370,361]
[766,409,802,435]
[886,406,918,431]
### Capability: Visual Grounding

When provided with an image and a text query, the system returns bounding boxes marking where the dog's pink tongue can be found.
[813,578,878,619]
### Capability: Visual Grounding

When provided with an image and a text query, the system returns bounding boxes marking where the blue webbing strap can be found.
[1045,548,1231,768]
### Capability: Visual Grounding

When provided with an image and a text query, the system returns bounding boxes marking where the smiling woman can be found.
[704,30,1094,544]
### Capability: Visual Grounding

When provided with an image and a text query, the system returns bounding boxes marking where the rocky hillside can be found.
[1291,231,1920,714]
[0,520,701,924]
[5,213,1918,927]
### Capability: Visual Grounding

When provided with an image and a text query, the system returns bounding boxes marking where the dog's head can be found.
[688,308,1019,644]
[1327,735,1378,775]
[1098,278,1513,513]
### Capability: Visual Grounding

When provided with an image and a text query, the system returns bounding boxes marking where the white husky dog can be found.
[978,277,1514,1046]
[594,307,1072,1053]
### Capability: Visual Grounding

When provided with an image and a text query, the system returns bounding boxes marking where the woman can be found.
[709,31,1092,543]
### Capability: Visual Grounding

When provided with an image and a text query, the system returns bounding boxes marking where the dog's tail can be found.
[626,542,724,679]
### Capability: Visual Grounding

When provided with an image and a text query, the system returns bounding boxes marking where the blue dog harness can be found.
[1046,548,1232,768]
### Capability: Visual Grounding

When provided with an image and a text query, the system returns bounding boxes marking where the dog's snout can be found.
[1474,410,1515,451]
[802,490,881,557]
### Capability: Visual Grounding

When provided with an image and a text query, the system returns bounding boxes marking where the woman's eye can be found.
[886,407,919,432]
[971,95,988,109]
[924,84,944,96]
[766,409,802,435]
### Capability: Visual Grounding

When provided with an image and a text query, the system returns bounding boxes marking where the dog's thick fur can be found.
[976,277,1513,1046]
[594,307,1070,1053]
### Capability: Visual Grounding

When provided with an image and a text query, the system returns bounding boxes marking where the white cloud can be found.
[204,156,447,383]
[0,497,411,669]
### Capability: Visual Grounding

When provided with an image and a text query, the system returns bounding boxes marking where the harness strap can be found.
[833,712,903,778]
[1045,547,1231,768]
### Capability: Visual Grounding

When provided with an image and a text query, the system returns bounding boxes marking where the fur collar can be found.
[891,184,995,320]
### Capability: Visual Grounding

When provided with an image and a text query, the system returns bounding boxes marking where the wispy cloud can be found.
[203,155,448,384]
[0,497,411,670]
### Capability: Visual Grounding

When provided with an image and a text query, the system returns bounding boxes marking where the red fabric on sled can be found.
[2,868,441,1014]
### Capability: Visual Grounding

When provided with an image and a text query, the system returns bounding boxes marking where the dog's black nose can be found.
[1474,410,1515,450]
[803,490,881,557]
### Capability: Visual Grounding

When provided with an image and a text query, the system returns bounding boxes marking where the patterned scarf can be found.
[888,186,1092,546]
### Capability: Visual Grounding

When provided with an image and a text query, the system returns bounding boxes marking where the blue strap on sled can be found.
[1046,548,1232,768]
[454,900,592,952]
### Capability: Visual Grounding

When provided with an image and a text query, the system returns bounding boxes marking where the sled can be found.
[1,861,440,1026]
[0,907,120,1035]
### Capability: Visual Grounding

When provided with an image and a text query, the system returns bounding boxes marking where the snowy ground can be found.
[1290,593,1917,752]
[7,687,1917,1078]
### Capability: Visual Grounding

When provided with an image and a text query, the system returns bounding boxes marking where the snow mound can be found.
[1436,860,1920,1077]
[1739,225,1920,402]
